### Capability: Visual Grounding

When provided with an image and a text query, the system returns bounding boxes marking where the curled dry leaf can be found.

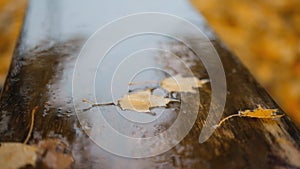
[0,143,38,169]
[216,105,284,128]
[160,75,209,93]
[118,89,177,113]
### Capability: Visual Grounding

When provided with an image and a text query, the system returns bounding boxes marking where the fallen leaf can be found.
[160,75,209,93]
[239,105,283,118]
[118,89,177,113]
[0,107,73,169]
[37,139,73,169]
[216,105,284,127]
[83,75,207,113]
[0,107,39,169]
[0,143,38,169]
[0,139,74,169]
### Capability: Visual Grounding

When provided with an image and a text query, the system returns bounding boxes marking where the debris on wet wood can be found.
[83,89,179,115]
[160,75,209,93]
[84,75,210,114]
[0,107,74,169]
[118,89,178,113]
[0,139,74,169]
[82,98,117,112]
[0,143,38,169]
[215,105,284,128]
[82,75,208,114]
[36,139,74,169]
[0,107,38,169]
[24,106,38,144]
[129,75,210,93]
[82,99,116,109]
[238,105,283,119]
[128,80,158,85]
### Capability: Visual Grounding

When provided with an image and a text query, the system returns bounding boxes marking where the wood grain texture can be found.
[0,0,300,168]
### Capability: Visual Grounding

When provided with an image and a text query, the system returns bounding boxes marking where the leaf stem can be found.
[82,98,116,111]
[24,106,38,144]
[215,114,241,128]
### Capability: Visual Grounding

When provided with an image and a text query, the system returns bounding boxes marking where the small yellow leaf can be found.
[160,75,208,93]
[216,105,284,127]
[239,105,283,118]
[118,89,175,113]
[0,143,38,169]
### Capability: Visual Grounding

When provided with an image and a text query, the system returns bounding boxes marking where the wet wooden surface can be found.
[1,0,300,168]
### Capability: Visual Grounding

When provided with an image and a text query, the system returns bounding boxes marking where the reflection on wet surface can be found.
[0,0,212,167]
[1,0,300,168]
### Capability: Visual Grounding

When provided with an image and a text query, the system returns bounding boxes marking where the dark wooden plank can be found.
[1,0,300,169]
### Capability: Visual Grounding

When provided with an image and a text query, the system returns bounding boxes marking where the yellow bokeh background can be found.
[192,0,300,126]
[0,0,27,86]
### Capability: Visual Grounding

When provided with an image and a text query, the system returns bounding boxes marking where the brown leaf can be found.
[0,143,38,169]
[37,139,73,169]
[118,89,176,113]
[0,139,74,169]
[160,75,208,93]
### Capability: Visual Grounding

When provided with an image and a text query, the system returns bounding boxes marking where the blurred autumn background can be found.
[0,0,299,126]
[191,0,300,126]
[0,0,27,87]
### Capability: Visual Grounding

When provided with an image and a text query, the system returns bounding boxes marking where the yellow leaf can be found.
[239,105,283,118]
[0,143,38,169]
[216,105,284,127]
[84,75,206,113]
[160,75,208,93]
[118,89,176,113]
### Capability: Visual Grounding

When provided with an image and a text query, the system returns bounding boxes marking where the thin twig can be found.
[82,98,116,111]
[143,111,156,116]
[91,102,116,106]
[82,98,159,116]
[128,86,160,93]
[82,98,95,105]
[83,98,115,106]
[24,106,38,144]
